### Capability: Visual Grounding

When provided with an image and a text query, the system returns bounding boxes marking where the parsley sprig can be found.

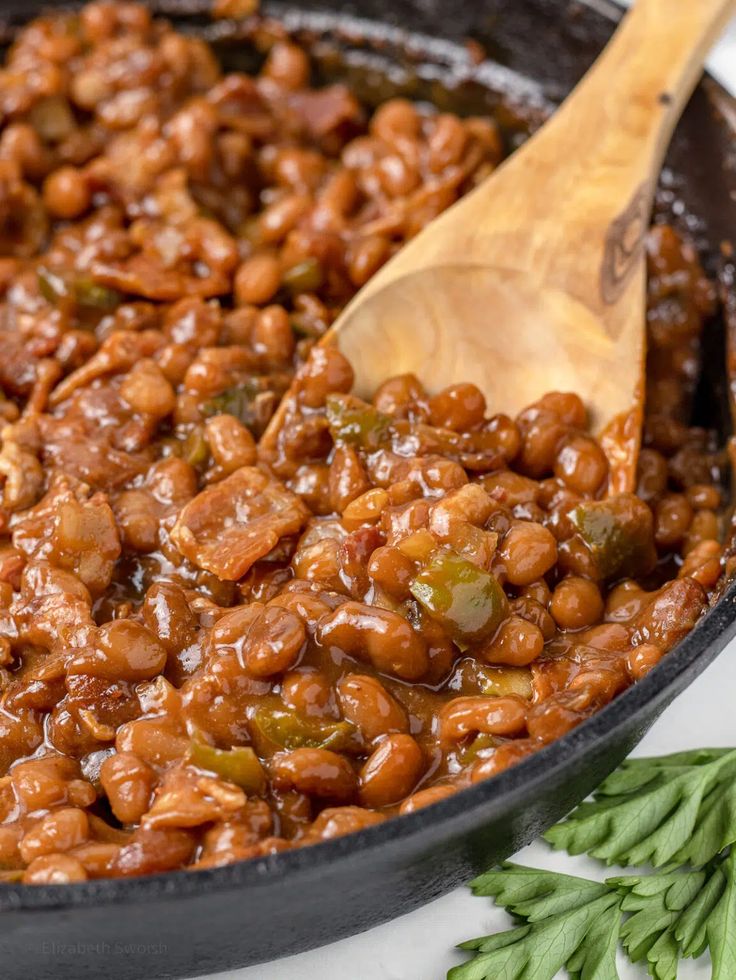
[545,748,736,867]
[451,866,621,980]
[450,748,736,980]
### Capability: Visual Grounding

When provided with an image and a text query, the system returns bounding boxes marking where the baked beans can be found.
[0,1,726,884]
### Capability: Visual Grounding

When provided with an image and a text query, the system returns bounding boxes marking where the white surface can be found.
[207,17,736,980]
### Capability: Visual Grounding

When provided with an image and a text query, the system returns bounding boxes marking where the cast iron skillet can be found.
[1,2,736,978]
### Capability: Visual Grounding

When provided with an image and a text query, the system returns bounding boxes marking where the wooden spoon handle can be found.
[424,0,735,340]
[547,0,734,317]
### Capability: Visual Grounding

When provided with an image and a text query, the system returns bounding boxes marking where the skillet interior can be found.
[1,2,736,978]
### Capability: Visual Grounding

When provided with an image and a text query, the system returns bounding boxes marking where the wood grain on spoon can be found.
[262,0,734,492]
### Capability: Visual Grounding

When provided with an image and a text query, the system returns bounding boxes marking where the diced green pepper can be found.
[74,277,122,310]
[458,732,500,765]
[201,382,260,429]
[182,427,210,467]
[478,665,533,700]
[252,706,357,752]
[282,257,324,294]
[325,394,392,450]
[569,493,657,580]
[38,266,122,312]
[410,550,509,645]
[188,739,267,794]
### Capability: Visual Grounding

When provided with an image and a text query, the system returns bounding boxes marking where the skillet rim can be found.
[2,0,736,914]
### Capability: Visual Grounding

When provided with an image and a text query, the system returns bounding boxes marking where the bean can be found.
[499,522,558,585]
[205,414,257,472]
[43,166,91,219]
[241,607,306,677]
[653,493,693,548]
[308,806,385,839]
[679,539,722,588]
[399,784,456,814]
[625,642,665,680]
[113,827,196,877]
[258,194,310,245]
[298,346,354,408]
[554,434,608,495]
[516,409,568,477]
[143,581,198,654]
[270,748,357,801]
[428,114,468,172]
[67,620,167,682]
[100,752,157,825]
[262,42,310,89]
[636,448,669,502]
[509,596,555,640]
[438,695,527,747]
[274,147,325,191]
[342,488,389,529]
[347,234,391,287]
[120,359,176,417]
[372,373,427,418]
[23,853,88,884]
[234,253,281,305]
[19,807,89,863]
[329,445,371,513]
[359,734,424,807]
[428,383,486,431]
[550,577,604,630]
[686,484,721,510]
[317,602,429,680]
[281,669,337,719]
[520,579,552,606]
[371,98,421,145]
[481,616,545,666]
[336,673,408,742]
[367,546,415,600]
[684,510,720,554]
[471,740,536,781]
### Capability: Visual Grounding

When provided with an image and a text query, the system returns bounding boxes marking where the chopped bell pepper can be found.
[188,739,267,794]
[252,706,357,752]
[478,665,533,700]
[458,732,500,765]
[570,492,657,580]
[38,266,122,312]
[410,550,509,645]
[182,427,210,468]
[201,382,260,428]
[325,394,392,450]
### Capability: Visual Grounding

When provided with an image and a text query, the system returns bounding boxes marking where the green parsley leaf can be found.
[707,849,736,980]
[609,867,707,979]
[565,903,622,980]
[673,862,725,958]
[451,751,736,980]
[450,864,622,980]
[469,863,612,919]
[544,748,736,867]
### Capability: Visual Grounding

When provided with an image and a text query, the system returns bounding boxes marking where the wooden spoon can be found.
[263,0,734,492]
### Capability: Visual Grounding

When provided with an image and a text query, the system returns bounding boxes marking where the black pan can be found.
[1,2,736,978]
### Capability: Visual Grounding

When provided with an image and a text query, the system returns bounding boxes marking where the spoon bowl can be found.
[263,0,734,492]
